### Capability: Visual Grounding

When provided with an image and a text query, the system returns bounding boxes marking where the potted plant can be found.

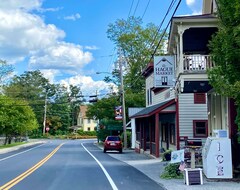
[163,149,172,161]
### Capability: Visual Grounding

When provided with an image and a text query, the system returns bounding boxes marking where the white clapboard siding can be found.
[179,93,208,139]
[146,73,175,107]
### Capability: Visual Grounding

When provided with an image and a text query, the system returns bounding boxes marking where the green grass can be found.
[0,142,27,149]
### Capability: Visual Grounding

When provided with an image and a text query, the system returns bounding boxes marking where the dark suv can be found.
[103,136,122,153]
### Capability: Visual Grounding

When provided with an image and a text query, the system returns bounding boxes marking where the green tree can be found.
[47,84,71,134]
[107,16,167,94]
[3,70,55,132]
[0,95,38,144]
[208,0,240,141]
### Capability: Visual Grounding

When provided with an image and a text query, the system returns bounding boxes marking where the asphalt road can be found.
[0,139,163,190]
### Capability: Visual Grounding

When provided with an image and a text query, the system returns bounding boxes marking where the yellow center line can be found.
[0,143,64,190]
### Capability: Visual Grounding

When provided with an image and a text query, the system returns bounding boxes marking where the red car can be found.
[103,136,122,153]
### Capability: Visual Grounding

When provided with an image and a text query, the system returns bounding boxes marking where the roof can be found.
[168,14,218,54]
[130,99,175,119]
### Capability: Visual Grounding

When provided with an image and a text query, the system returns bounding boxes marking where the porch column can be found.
[155,113,159,157]
[178,24,184,74]
[131,118,136,149]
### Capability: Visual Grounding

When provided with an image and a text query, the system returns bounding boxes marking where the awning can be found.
[130,99,175,119]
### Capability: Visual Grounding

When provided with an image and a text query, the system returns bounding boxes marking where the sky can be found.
[0,0,202,98]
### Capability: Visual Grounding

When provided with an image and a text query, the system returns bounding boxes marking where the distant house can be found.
[77,105,97,131]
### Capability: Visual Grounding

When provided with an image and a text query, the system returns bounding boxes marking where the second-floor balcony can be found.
[183,54,214,72]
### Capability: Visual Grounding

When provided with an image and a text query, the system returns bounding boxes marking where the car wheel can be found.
[104,149,106,153]
[119,149,122,153]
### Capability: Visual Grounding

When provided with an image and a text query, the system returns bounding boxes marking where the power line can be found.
[130,0,180,87]
[132,0,140,17]
[151,0,182,58]
[141,0,151,20]
[127,0,135,18]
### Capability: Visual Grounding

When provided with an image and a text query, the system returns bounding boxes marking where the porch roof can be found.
[130,98,175,119]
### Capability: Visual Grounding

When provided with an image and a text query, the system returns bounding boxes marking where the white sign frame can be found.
[154,56,175,88]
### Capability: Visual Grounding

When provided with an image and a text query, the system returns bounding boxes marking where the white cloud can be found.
[0,0,42,11]
[64,13,81,21]
[185,0,202,15]
[60,75,117,96]
[0,1,94,76]
[84,46,99,50]
[0,9,65,62]
[186,0,195,6]
[29,42,93,74]
[40,69,61,84]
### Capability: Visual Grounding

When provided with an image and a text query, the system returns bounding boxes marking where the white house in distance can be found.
[77,105,97,131]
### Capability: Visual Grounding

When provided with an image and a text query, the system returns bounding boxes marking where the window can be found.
[194,93,206,104]
[87,119,91,124]
[162,125,166,142]
[88,127,91,131]
[169,124,175,144]
[193,120,208,137]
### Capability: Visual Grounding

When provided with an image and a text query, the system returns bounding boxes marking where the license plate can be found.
[110,143,116,146]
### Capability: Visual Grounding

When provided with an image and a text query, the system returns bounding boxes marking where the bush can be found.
[77,129,97,136]
[120,131,132,148]
[160,163,183,179]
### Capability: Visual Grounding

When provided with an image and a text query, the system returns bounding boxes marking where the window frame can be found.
[193,120,208,138]
[194,93,206,104]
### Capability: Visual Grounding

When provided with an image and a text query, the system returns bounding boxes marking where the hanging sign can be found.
[115,106,122,120]
[154,56,175,87]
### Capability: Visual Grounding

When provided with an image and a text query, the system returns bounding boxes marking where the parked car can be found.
[103,136,122,153]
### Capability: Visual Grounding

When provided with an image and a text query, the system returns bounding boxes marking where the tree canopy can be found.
[208,0,240,140]
[0,95,38,144]
[107,16,167,94]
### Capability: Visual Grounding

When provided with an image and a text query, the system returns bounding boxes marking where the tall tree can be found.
[208,0,240,141]
[107,16,167,94]
[3,70,55,132]
[0,95,38,144]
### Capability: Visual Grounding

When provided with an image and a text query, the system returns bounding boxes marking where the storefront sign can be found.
[154,56,175,87]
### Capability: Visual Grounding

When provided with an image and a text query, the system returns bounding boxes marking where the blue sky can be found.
[0,0,202,97]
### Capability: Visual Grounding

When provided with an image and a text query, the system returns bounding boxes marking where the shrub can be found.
[160,163,183,179]
[120,131,132,148]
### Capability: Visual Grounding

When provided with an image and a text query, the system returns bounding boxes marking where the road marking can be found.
[0,143,64,190]
[81,143,118,190]
[0,143,46,162]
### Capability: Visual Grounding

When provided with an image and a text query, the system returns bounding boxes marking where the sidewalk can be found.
[0,139,46,154]
[108,148,240,190]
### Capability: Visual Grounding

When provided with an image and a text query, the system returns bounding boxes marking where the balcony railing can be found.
[183,55,214,72]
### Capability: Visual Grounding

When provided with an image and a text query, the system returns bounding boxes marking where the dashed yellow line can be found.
[0,143,64,190]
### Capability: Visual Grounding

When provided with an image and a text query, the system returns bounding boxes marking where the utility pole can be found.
[118,49,127,149]
[43,91,47,135]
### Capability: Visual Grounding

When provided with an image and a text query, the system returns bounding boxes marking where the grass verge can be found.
[0,142,27,149]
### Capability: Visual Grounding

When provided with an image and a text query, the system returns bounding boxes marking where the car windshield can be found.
[107,136,120,141]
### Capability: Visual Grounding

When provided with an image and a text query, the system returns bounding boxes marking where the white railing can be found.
[183,55,214,72]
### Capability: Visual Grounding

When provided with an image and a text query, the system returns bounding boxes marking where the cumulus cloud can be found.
[0,0,94,75]
[29,42,93,74]
[0,0,107,96]
[0,9,65,62]
[84,46,99,50]
[0,0,42,11]
[185,0,202,15]
[60,75,117,96]
[64,13,81,21]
